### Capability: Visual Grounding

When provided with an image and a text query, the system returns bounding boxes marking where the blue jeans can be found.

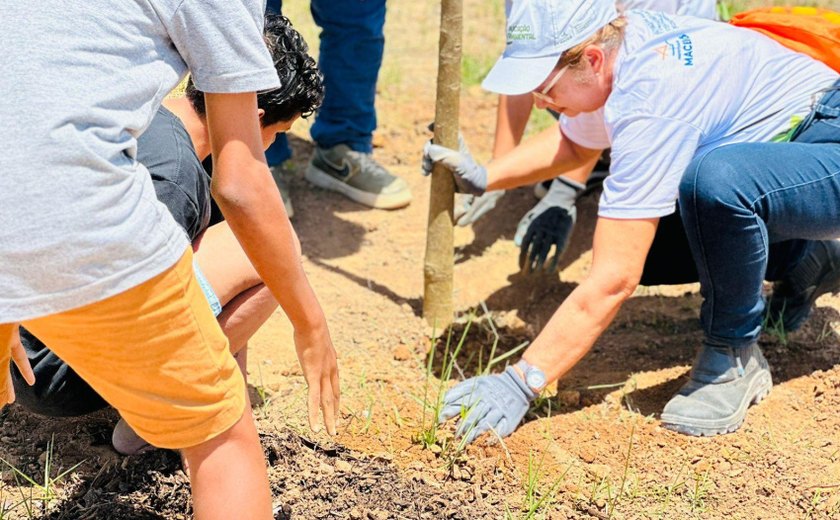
[679,80,840,348]
[264,0,386,165]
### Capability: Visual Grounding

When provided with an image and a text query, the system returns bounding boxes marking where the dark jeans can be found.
[264,0,386,165]
[679,81,840,348]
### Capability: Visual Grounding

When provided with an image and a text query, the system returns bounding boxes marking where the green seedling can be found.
[478,302,531,375]
[447,400,481,459]
[805,488,825,519]
[415,306,532,465]
[10,473,36,520]
[353,399,376,435]
[503,502,516,520]
[817,320,836,343]
[392,405,404,428]
[254,363,272,419]
[0,435,83,518]
[762,302,789,346]
[478,302,499,375]
[416,316,474,450]
[349,369,379,435]
[0,477,36,520]
[657,461,688,520]
[521,449,570,519]
[688,468,712,513]
[606,422,637,517]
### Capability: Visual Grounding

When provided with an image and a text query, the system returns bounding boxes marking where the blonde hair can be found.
[558,17,627,70]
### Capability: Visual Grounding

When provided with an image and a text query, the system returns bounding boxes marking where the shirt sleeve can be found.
[598,116,703,219]
[560,109,611,150]
[166,0,280,93]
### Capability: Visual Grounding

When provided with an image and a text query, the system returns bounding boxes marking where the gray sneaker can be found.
[661,342,772,437]
[767,239,840,332]
[305,144,412,209]
[269,164,295,219]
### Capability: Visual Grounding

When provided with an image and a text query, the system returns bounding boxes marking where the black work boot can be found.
[768,240,840,332]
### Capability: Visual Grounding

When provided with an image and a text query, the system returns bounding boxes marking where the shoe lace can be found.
[352,151,390,179]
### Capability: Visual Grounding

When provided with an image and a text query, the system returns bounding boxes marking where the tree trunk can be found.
[423,0,462,330]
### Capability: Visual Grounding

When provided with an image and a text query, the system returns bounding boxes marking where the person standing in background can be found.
[265,0,412,215]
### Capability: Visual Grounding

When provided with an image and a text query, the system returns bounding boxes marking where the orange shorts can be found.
[0,249,245,449]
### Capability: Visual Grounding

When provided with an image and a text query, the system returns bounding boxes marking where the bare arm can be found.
[204,92,339,434]
[486,124,602,191]
[522,217,659,382]
[492,94,535,159]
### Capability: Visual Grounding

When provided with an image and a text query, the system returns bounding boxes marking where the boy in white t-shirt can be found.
[424,0,840,443]
[0,2,339,517]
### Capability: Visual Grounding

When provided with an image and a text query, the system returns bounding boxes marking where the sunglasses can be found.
[532,65,569,104]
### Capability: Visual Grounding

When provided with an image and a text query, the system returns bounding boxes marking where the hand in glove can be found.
[438,366,537,444]
[454,191,506,226]
[515,178,583,273]
[421,135,488,196]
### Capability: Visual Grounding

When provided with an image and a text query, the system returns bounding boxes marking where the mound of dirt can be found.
[31,427,498,520]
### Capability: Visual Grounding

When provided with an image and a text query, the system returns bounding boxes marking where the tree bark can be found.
[423,0,462,330]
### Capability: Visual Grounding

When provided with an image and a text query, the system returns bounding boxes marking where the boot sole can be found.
[660,369,773,437]
[305,164,412,210]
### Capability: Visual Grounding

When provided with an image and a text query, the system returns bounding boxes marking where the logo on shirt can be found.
[655,34,695,67]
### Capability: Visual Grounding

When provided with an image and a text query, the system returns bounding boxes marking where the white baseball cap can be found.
[482,0,619,95]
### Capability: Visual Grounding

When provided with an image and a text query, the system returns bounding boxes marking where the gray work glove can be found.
[439,366,537,444]
[454,191,506,226]
[515,178,583,273]
[422,139,488,196]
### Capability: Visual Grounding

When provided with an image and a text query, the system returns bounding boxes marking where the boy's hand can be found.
[0,325,35,407]
[294,325,340,436]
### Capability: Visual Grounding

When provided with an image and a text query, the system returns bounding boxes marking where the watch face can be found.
[526,369,546,391]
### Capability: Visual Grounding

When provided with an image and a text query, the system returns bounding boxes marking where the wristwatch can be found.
[515,359,547,393]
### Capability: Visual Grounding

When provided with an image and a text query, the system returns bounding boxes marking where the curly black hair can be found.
[186,14,324,126]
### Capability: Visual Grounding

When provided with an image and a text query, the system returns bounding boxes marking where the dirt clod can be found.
[392,345,412,361]
[579,447,597,464]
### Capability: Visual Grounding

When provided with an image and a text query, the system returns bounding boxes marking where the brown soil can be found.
[3,1,840,519]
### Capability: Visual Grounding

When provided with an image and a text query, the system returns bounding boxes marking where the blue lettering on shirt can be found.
[637,10,677,35]
[679,34,694,66]
[657,34,695,67]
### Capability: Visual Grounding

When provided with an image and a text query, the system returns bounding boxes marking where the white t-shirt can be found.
[620,0,717,19]
[0,1,280,322]
[560,10,839,219]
